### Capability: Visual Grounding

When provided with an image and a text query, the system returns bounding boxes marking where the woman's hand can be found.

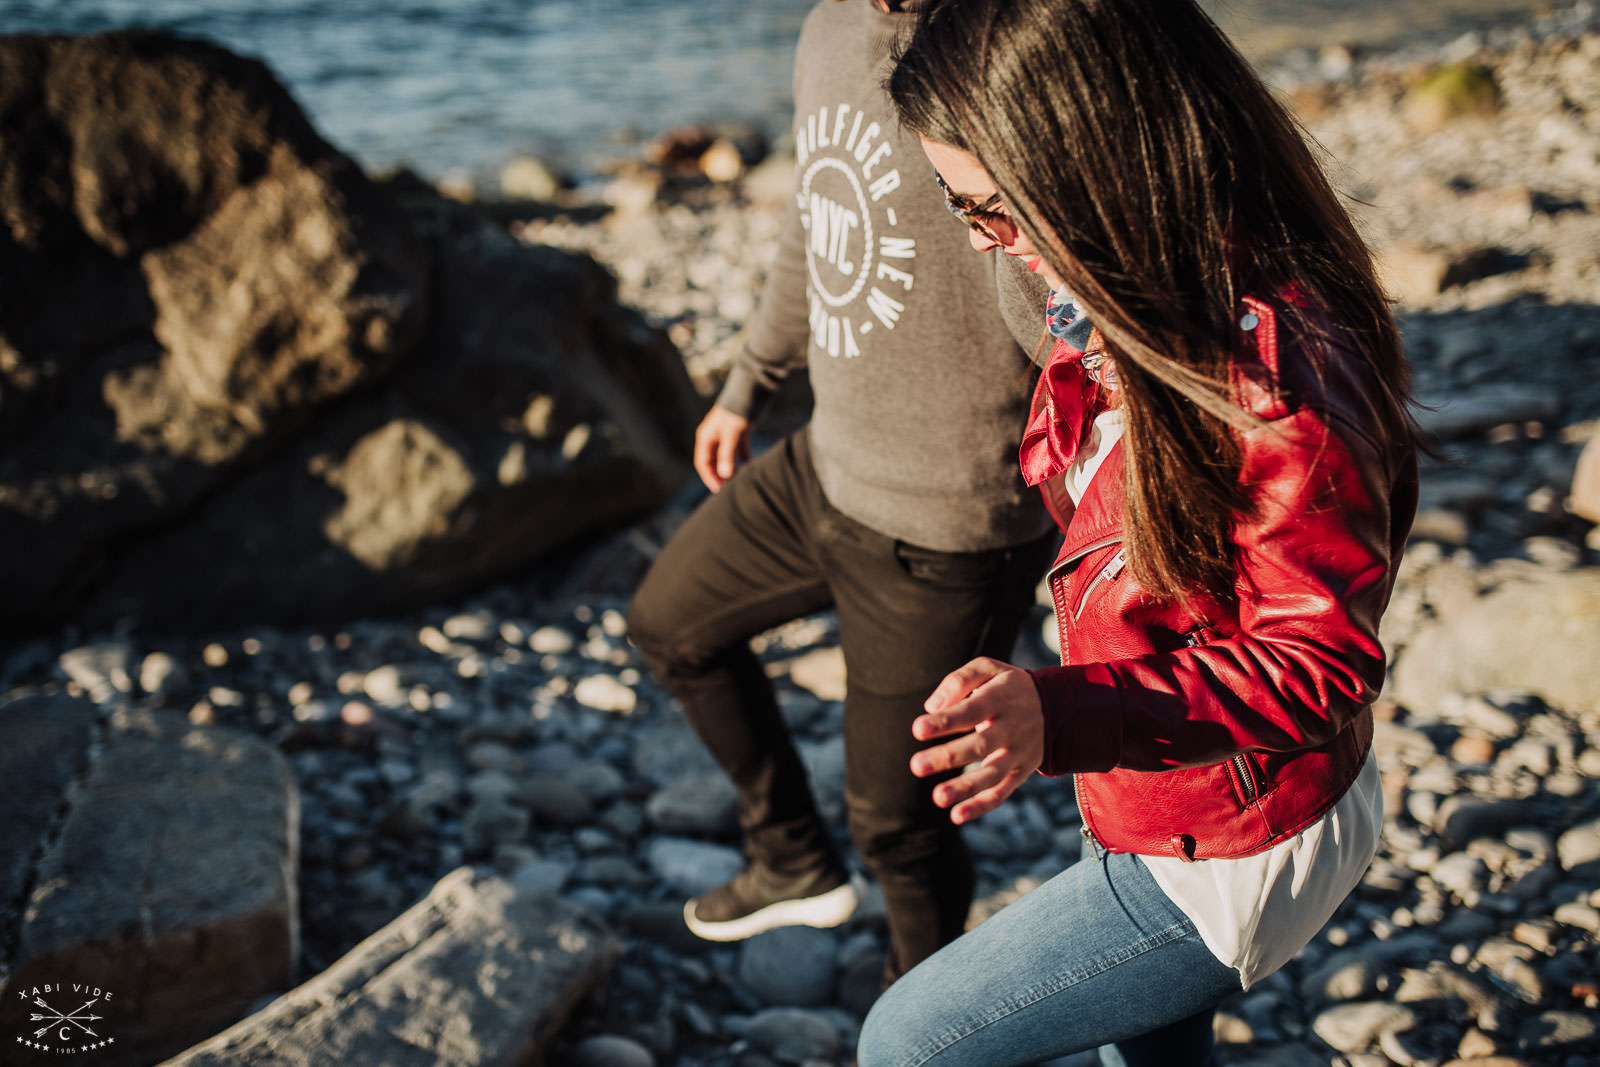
[693,405,752,491]
[910,657,1045,824]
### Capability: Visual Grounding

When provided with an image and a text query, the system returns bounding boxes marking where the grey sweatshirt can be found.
[717,0,1053,553]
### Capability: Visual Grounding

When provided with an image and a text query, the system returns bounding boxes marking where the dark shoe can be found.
[683,862,860,941]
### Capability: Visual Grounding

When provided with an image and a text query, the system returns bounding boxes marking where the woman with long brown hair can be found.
[855,0,1422,1063]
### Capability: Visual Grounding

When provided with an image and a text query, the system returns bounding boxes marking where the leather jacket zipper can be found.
[1073,547,1127,622]
[1232,753,1258,805]
[1046,535,1122,586]
[1185,627,1260,807]
[1052,540,1124,851]
[1074,775,1100,851]
[1047,536,1122,666]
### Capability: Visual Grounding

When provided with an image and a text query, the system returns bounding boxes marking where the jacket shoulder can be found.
[1231,297,1397,453]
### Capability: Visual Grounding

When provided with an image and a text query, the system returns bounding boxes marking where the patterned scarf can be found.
[1046,289,1116,388]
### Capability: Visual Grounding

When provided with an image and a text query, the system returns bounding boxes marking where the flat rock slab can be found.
[2,702,297,1066]
[162,867,621,1067]
[0,691,98,932]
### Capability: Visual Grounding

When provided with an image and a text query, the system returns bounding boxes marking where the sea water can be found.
[0,0,1560,184]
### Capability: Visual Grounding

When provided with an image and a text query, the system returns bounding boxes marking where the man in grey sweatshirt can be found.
[628,0,1054,989]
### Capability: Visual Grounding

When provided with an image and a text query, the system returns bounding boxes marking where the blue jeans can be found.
[856,848,1239,1067]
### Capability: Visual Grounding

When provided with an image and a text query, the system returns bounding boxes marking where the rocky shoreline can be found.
[6,6,1600,1066]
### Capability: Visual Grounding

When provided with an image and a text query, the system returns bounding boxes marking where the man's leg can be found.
[821,508,1058,983]
[628,431,854,937]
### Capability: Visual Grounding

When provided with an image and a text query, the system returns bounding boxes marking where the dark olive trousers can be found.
[628,428,1056,981]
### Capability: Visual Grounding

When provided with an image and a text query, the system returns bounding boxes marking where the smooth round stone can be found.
[646,837,741,897]
[575,673,638,713]
[738,927,838,1007]
[744,1007,840,1062]
[571,1034,655,1067]
[529,625,576,654]
[520,774,596,825]
[646,773,739,834]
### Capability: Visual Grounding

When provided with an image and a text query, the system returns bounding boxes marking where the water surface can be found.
[0,0,1560,182]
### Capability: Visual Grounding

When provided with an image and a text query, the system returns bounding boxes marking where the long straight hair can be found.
[888,0,1415,603]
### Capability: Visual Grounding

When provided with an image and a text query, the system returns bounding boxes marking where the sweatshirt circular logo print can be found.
[795,101,917,359]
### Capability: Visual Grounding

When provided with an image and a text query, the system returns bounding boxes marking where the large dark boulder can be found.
[0,31,701,634]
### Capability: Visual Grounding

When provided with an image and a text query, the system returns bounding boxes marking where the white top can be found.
[1144,754,1381,988]
[1058,411,1384,989]
[1062,408,1126,505]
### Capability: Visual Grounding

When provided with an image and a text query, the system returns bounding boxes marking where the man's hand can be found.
[693,405,752,492]
[910,657,1045,825]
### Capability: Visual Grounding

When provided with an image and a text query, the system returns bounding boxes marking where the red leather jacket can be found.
[1022,297,1418,861]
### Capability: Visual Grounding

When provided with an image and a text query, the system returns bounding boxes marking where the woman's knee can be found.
[856,978,940,1067]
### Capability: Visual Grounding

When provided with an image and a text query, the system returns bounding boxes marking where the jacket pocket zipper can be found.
[1047,537,1122,665]
[1232,753,1259,806]
[1186,628,1261,807]
[1072,547,1127,622]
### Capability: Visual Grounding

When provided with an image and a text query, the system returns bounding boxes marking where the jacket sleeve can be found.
[1030,406,1408,774]
[715,183,811,422]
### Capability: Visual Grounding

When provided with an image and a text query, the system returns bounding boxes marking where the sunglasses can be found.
[933,169,1014,244]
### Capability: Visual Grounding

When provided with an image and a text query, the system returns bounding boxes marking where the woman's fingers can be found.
[912,657,1046,823]
[934,761,1031,824]
[923,656,1005,713]
[909,727,990,778]
[914,657,1008,741]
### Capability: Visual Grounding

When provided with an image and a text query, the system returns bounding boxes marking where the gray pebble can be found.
[646,773,739,834]
[647,837,742,897]
[571,1034,655,1067]
[738,927,838,1007]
